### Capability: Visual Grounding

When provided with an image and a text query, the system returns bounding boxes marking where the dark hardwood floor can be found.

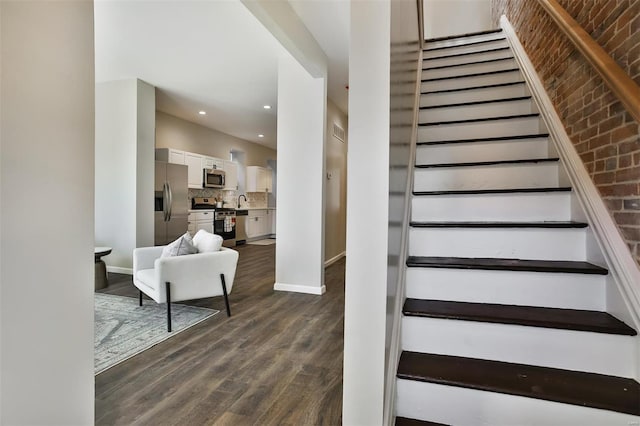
[95,244,344,425]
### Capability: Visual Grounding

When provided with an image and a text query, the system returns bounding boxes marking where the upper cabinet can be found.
[223,160,238,191]
[246,166,272,193]
[203,156,224,171]
[156,148,185,165]
[184,152,204,189]
[156,148,239,191]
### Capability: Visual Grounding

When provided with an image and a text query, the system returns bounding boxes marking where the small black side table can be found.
[94,247,112,290]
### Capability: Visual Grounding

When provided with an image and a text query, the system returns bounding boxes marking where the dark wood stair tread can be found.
[420,95,531,110]
[422,80,524,95]
[415,158,557,169]
[423,56,514,71]
[396,417,448,426]
[402,299,636,335]
[406,256,607,275]
[422,68,519,83]
[419,113,539,127]
[424,37,506,52]
[418,132,548,146]
[413,187,571,196]
[397,352,640,416]
[425,28,502,43]
[423,46,510,62]
[409,221,588,228]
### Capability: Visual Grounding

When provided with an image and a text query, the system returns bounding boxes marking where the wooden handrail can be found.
[537,0,640,123]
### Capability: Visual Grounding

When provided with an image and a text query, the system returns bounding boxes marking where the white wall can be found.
[325,98,348,264]
[423,0,492,39]
[343,0,391,424]
[274,53,327,295]
[95,79,155,271]
[241,0,328,78]
[155,111,276,168]
[0,1,95,423]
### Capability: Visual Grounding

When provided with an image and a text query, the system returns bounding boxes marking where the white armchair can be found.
[133,245,239,332]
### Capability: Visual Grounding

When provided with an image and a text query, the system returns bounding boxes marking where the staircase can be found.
[395,29,640,426]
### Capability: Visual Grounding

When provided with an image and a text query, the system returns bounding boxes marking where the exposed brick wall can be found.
[492,0,640,266]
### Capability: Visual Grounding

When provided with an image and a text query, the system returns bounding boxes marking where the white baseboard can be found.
[106,266,133,275]
[273,282,326,295]
[501,15,640,333]
[324,251,346,267]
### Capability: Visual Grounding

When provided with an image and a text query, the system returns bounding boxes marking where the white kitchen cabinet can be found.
[188,211,214,235]
[155,148,185,165]
[247,209,271,238]
[246,166,272,193]
[185,153,204,189]
[223,160,238,190]
[203,156,224,171]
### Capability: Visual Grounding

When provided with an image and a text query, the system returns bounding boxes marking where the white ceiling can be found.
[94,0,349,151]
[289,0,350,113]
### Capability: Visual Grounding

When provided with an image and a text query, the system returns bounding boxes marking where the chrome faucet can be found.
[237,194,247,208]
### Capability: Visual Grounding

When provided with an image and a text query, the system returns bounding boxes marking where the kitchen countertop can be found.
[188,209,215,213]
[189,207,276,213]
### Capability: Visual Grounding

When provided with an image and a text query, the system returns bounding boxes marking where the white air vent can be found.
[333,123,345,142]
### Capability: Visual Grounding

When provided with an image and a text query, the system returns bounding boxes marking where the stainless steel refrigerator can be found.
[155,161,188,245]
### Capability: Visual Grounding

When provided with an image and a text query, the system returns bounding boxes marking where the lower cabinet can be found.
[246,209,274,239]
[188,211,214,236]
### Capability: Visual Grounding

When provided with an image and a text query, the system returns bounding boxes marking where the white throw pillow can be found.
[161,232,198,258]
[193,230,223,253]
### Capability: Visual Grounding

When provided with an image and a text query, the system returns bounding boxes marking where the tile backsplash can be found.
[188,189,269,209]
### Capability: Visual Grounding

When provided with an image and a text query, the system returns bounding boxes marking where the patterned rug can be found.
[95,293,218,374]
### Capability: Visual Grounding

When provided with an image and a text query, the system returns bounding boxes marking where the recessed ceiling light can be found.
[198,111,206,115]
[263,105,271,110]
[258,134,264,138]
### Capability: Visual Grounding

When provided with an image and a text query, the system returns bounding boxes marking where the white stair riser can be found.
[405,268,605,310]
[423,38,508,59]
[416,138,549,165]
[401,317,634,377]
[419,98,535,122]
[419,116,543,142]
[421,69,521,92]
[408,227,587,260]
[396,379,640,426]
[423,48,512,69]
[425,32,505,50]
[411,191,572,222]
[413,162,559,192]
[423,57,518,80]
[422,82,528,106]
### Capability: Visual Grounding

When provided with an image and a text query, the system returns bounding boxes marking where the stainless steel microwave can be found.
[203,168,225,188]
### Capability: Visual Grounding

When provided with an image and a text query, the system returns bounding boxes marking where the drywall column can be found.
[274,54,327,295]
[0,1,95,423]
[95,79,155,272]
[343,0,391,424]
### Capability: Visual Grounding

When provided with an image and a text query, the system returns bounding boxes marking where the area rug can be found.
[247,238,276,246]
[95,293,218,374]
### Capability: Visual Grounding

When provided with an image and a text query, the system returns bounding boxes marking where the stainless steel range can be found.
[191,198,236,247]
[214,209,236,248]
